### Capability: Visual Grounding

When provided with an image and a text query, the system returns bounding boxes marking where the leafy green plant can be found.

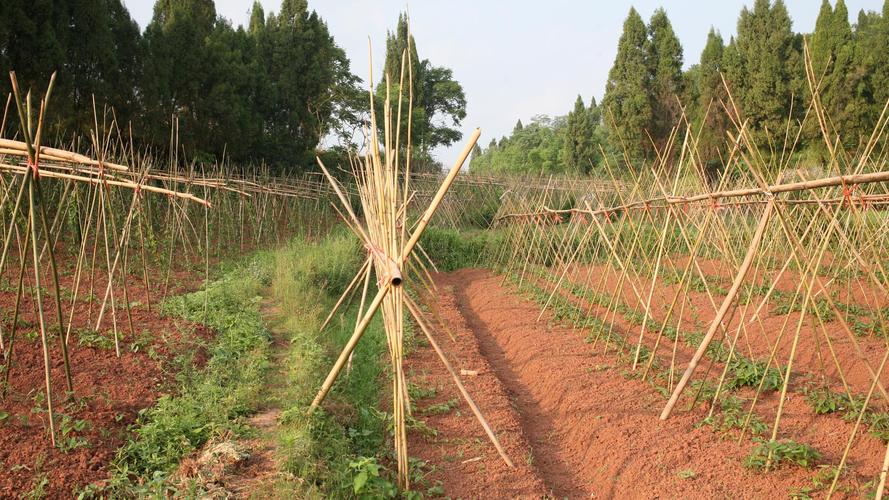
[76,329,118,350]
[866,412,889,441]
[744,438,821,470]
[701,395,768,436]
[349,457,397,498]
[24,474,49,500]
[58,414,90,452]
[422,398,458,416]
[790,465,846,499]
[805,388,855,415]
[726,358,782,391]
[408,383,437,401]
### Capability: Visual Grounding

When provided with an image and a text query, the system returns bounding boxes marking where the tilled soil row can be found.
[410,268,883,499]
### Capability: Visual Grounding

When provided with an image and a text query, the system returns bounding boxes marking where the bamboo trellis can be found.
[484,49,889,496]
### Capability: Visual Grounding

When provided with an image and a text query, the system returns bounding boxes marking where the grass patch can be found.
[102,253,274,496]
[418,226,493,272]
[264,230,407,497]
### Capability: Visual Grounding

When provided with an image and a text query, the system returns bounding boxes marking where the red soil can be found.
[0,261,207,498]
[410,268,883,499]
[560,260,889,397]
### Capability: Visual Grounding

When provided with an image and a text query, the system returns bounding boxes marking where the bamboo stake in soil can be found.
[309,128,481,414]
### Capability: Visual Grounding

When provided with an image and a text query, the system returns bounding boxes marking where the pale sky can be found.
[123,0,885,163]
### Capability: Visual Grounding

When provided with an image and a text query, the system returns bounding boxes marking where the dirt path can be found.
[409,268,882,499]
[176,297,290,498]
[223,298,289,497]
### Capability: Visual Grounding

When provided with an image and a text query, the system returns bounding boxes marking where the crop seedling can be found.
[422,398,459,416]
[744,439,821,470]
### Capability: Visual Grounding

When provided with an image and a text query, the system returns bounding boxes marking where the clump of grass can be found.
[418,227,491,271]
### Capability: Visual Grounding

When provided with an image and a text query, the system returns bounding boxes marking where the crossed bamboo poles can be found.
[306,44,516,489]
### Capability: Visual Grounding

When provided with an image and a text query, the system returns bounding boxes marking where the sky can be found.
[123,0,885,163]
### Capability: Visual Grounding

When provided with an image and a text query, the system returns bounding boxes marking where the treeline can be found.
[0,0,361,168]
[0,2,467,171]
[470,0,889,176]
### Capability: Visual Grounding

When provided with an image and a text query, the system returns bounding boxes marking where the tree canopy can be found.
[0,0,364,171]
[474,1,889,176]
[377,12,467,171]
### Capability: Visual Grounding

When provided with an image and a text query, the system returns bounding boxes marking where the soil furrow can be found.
[415,267,884,499]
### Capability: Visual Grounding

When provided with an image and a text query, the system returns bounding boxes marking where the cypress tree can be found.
[809,0,856,148]
[876,1,889,109]
[646,8,684,153]
[143,0,217,150]
[850,2,889,145]
[727,0,801,145]
[695,29,730,170]
[603,8,651,159]
[106,0,144,128]
[564,95,598,173]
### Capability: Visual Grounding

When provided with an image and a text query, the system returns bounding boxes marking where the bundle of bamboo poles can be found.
[306,41,514,490]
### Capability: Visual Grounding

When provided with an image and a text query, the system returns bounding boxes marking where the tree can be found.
[468,142,483,170]
[808,0,856,149]
[564,95,599,173]
[602,8,651,159]
[105,0,145,128]
[0,0,67,106]
[693,29,730,168]
[143,0,218,152]
[646,8,684,153]
[378,12,466,170]
[848,3,889,147]
[469,115,570,175]
[0,0,142,137]
[256,0,357,165]
[724,0,802,146]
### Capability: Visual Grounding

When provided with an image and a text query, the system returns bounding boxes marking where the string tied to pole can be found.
[364,242,403,287]
[841,179,859,210]
[26,157,39,179]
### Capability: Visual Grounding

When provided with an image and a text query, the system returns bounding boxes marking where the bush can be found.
[418,227,489,272]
